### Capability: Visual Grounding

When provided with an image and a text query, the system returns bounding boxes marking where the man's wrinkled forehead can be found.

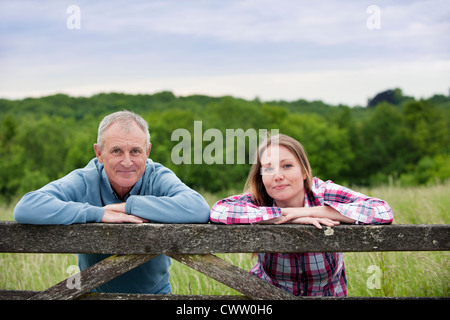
[103,121,147,145]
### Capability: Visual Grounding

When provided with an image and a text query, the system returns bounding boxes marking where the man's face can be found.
[94,121,150,199]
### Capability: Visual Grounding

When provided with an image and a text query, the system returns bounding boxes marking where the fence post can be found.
[28,254,157,300]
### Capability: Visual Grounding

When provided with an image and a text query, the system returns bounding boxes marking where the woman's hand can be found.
[274,209,340,229]
[257,206,355,229]
[282,216,340,229]
[258,214,339,229]
[270,206,354,229]
[257,208,340,229]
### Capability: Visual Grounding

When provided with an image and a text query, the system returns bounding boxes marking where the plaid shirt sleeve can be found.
[311,177,394,224]
[210,193,282,225]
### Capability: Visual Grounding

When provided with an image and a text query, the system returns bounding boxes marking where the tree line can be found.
[0,88,449,202]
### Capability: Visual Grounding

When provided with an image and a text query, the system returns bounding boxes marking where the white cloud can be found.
[3,58,448,106]
[0,0,449,104]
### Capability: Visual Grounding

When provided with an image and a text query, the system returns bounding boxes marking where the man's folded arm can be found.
[125,166,210,224]
[126,191,210,223]
[14,189,104,225]
[13,171,105,225]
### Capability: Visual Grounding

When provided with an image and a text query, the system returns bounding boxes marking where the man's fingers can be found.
[102,209,149,224]
[104,203,126,213]
[132,215,150,223]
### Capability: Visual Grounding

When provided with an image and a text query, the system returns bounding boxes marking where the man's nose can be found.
[121,153,133,167]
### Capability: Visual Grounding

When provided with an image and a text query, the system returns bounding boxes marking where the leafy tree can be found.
[403,100,449,157]
[15,116,71,181]
[0,114,24,201]
[0,89,448,200]
[355,102,411,184]
[280,113,353,182]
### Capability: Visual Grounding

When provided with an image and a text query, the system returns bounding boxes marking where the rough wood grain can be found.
[2,221,449,300]
[1,221,448,254]
[1,290,447,301]
[170,253,297,300]
[28,254,157,300]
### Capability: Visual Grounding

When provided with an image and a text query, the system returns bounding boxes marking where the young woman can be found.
[210,134,393,296]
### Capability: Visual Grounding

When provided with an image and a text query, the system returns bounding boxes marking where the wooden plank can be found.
[0,289,247,300]
[28,254,157,300]
[170,254,298,300]
[0,290,37,300]
[79,293,250,300]
[1,290,448,301]
[1,222,448,254]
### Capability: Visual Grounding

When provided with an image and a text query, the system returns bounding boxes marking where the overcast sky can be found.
[0,0,449,106]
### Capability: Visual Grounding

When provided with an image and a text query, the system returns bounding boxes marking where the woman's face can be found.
[260,145,307,208]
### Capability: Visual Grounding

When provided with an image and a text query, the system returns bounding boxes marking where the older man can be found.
[14,110,210,294]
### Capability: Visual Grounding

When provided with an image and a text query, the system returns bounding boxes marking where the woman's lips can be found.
[273,184,288,190]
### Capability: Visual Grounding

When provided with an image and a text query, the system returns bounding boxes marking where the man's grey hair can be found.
[97,110,151,151]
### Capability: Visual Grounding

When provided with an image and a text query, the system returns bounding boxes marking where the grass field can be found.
[1,181,449,297]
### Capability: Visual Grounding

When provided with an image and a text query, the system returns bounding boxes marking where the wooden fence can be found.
[0,221,449,300]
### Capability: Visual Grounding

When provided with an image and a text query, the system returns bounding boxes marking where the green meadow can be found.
[1,181,448,297]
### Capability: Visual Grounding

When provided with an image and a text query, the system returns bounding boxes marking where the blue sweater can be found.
[14,158,210,294]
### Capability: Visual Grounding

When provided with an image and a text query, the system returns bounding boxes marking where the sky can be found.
[0,0,449,106]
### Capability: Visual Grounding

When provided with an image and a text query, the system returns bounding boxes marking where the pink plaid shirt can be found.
[210,177,394,296]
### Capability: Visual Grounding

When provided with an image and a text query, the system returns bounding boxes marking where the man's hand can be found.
[101,203,149,224]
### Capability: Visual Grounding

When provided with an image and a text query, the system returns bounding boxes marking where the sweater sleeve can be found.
[210,193,282,225]
[13,170,105,225]
[312,178,394,225]
[124,164,210,223]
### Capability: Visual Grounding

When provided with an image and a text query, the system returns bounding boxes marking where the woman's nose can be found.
[273,168,284,181]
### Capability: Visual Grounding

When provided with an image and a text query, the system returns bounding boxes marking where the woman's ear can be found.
[302,168,307,181]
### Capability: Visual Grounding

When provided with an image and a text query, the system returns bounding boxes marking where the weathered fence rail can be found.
[0,221,449,300]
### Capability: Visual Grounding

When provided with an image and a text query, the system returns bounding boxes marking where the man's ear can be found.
[94,144,103,163]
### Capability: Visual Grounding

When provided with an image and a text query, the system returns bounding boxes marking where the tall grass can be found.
[1,182,449,296]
